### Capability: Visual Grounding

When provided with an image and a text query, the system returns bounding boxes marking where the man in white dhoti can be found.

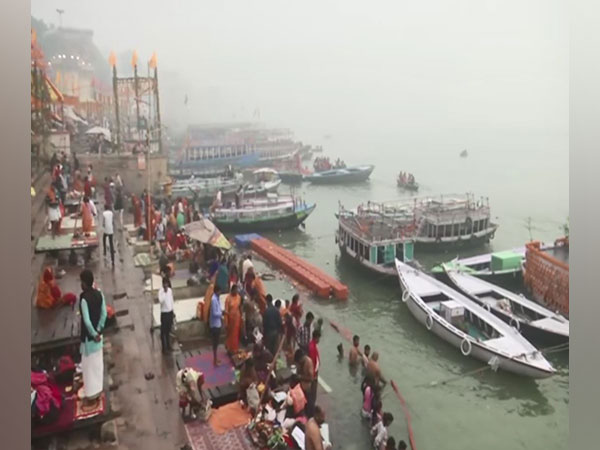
[79,269,107,408]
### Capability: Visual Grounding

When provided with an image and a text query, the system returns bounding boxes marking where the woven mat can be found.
[185,420,253,450]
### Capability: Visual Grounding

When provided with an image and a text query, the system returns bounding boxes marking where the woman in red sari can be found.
[224,284,242,354]
[132,194,142,228]
[83,176,92,198]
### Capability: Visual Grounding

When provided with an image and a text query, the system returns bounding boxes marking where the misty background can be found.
[31,0,568,140]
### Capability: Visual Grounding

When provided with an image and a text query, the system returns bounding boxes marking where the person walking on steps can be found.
[158,277,175,354]
[102,204,115,267]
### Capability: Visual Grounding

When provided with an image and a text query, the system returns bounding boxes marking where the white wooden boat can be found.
[395,259,555,378]
[444,266,569,346]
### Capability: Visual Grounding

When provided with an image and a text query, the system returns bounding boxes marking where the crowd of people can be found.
[163,247,407,449]
[164,251,331,448]
[397,172,416,186]
[313,156,346,172]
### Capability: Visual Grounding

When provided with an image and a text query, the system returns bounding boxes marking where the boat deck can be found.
[339,214,413,243]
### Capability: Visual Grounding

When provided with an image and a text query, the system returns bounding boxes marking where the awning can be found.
[85,126,111,142]
[183,218,231,250]
[44,76,64,103]
[64,106,88,125]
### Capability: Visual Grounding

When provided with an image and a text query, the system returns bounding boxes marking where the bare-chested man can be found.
[349,335,362,365]
[366,351,387,387]
[306,405,327,450]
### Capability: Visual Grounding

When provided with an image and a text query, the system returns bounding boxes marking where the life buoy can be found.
[435,236,442,244]
[490,231,495,240]
[402,290,411,303]
[483,302,491,312]
[425,313,434,330]
[510,317,520,331]
[461,338,472,356]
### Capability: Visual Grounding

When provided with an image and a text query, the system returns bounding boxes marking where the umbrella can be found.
[183,217,231,250]
[85,126,111,142]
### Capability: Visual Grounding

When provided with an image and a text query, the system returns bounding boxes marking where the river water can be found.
[253,128,568,450]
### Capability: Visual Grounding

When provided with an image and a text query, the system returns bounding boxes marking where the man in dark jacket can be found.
[262,294,282,355]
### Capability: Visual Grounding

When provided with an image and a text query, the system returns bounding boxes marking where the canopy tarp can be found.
[85,126,111,142]
[183,218,231,250]
[44,76,64,103]
[64,106,88,125]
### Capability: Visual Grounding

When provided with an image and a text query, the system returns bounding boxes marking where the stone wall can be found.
[77,153,168,195]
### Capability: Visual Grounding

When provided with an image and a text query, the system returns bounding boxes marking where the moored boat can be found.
[210,194,316,232]
[431,247,529,286]
[168,173,243,202]
[355,194,498,248]
[305,165,375,184]
[443,266,569,346]
[278,171,304,184]
[242,168,282,197]
[395,259,555,378]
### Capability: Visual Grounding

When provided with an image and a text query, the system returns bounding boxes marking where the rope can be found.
[417,342,569,388]
[391,380,417,450]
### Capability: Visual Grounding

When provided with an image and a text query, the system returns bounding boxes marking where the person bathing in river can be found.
[362,344,371,368]
[349,335,363,366]
[372,412,394,450]
[366,352,387,388]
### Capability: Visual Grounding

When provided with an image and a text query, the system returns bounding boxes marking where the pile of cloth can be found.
[31,371,63,426]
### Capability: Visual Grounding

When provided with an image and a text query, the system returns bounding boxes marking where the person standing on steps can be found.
[113,186,124,231]
[158,277,175,354]
[102,204,115,267]
[79,269,107,409]
[209,285,223,366]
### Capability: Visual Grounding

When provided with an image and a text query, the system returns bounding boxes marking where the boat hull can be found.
[279,172,304,184]
[415,227,498,250]
[338,242,397,276]
[397,182,419,191]
[402,291,554,378]
[305,165,374,184]
[213,205,316,233]
[434,270,524,294]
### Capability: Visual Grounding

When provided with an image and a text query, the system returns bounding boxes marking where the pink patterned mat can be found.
[184,419,254,450]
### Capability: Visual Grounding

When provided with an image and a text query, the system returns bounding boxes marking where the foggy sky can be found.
[31,0,568,140]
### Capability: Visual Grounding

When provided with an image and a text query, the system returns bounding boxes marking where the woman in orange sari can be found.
[36,267,62,309]
[132,194,142,228]
[35,267,76,309]
[80,196,94,234]
[200,272,217,322]
[224,284,242,354]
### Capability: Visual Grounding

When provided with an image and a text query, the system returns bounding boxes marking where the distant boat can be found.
[168,173,243,203]
[211,194,316,232]
[395,259,555,378]
[444,266,569,346]
[242,168,282,197]
[460,149,468,158]
[305,165,375,184]
[397,177,419,192]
